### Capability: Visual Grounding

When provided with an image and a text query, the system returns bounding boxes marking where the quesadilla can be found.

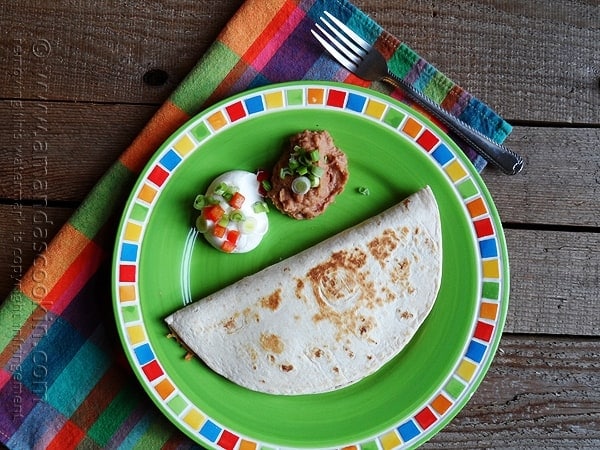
[165,186,442,395]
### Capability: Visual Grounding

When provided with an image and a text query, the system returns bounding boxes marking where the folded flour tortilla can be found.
[165,187,442,395]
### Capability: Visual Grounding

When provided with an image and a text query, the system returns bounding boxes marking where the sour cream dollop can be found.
[194,170,269,253]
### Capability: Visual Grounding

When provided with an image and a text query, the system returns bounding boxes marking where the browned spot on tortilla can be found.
[400,310,414,319]
[391,257,411,283]
[248,347,258,362]
[305,248,380,342]
[221,312,245,334]
[367,228,400,265]
[222,316,237,333]
[260,333,284,354]
[390,257,416,295]
[343,345,355,359]
[260,289,282,311]
[333,367,340,374]
[295,278,305,302]
[313,348,324,358]
[281,364,294,372]
[382,286,395,303]
[242,306,260,323]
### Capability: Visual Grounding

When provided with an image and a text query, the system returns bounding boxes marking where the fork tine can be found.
[323,11,371,51]
[318,16,366,59]
[311,28,359,73]
[314,23,362,65]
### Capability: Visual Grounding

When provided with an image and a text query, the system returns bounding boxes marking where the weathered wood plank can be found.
[427,334,600,448]
[0,101,156,201]
[0,0,243,104]
[504,228,600,336]
[486,126,600,228]
[2,0,598,124]
[364,0,600,124]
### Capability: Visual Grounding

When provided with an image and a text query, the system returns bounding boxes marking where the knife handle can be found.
[383,73,524,175]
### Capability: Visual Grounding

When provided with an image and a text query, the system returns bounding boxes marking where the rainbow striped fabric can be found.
[0,0,511,449]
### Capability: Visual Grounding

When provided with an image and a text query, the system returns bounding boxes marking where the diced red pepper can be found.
[256,170,270,182]
[226,229,240,245]
[212,224,227,238]
[203,204,225,222]
[220,240,236,253]
[257,170,271,196]
[228,192,245,209]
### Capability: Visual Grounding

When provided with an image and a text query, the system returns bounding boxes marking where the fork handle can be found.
[383,73,524,175]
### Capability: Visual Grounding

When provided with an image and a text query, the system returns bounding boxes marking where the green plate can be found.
[112,81,509,449]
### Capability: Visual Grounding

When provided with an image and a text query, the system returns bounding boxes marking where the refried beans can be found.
[268,130,349,219]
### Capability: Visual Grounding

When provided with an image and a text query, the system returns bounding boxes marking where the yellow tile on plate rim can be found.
[183,408,205,431]
[126,325,145,345]
[380,430,402,449]
[265,91,284,109]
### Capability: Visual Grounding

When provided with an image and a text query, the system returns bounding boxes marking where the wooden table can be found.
[1,1,599,447]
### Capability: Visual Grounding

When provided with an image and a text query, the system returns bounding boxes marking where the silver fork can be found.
[311,11,524,175]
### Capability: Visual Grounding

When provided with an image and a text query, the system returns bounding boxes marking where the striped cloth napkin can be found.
[0,0,512,448]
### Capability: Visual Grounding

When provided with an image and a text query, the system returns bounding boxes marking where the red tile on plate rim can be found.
[326,89,347,108]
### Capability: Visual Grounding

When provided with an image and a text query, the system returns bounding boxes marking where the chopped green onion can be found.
[357,186,371,196]
[230,210,245,222]
[214,182,227,195]
[298,154,310,166]
[217,214,230,227]
[193,194,206,210]
[291,176,311,195]
[282,146,326,192]
[214,182,237,201]
[309,165,325,177]
[261,179,272,192]
[252,201,269,213]
[195,216,209,233]
[207,195,221,205]
[288,158,299,170]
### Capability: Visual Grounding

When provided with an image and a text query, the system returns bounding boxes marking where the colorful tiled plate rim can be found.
[112,81,509,449]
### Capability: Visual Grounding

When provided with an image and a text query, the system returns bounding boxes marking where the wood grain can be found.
[360,0,600,124]
[0,0,244,104]
[2,1,598,122]
[504,229,600,336]
[0,101,156,201]
[486,126,600,228]
[426,334,600,448]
